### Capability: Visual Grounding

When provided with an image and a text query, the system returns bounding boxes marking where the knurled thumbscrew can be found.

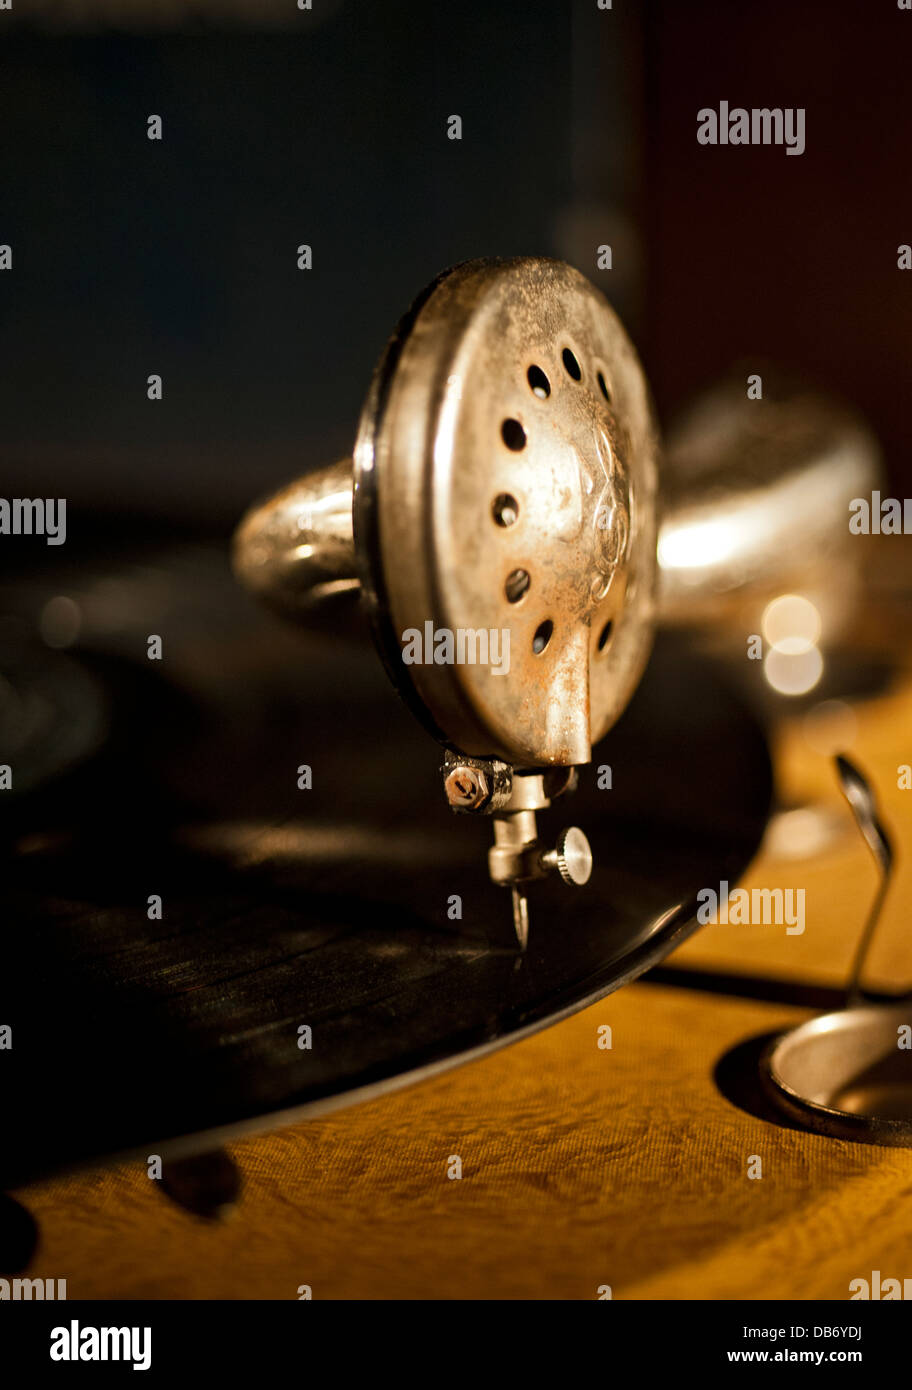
[543,826,593,887]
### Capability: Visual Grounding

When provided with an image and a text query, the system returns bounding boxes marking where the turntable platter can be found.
[0,546,772,1185]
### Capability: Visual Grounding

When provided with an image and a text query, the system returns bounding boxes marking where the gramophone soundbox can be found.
[0,538,772,1187]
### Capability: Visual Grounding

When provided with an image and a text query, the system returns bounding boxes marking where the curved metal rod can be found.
[835,753,895,1007]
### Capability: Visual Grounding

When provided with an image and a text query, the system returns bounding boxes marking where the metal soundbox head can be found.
[351,257,659,769]
[235,257,658,946]
[233,256,880,948]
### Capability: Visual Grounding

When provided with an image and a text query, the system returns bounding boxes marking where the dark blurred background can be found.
[0,0,909,530]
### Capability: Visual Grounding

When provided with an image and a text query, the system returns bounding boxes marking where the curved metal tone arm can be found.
[233,383,880,637]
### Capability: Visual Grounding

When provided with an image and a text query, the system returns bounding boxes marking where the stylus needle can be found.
[511,889,529,951]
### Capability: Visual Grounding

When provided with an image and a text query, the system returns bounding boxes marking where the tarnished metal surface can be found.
[232,457,358,626]
[658,378,881,636]
[353,257,659,766]
[232,276,883,764]
[232,378,881,663]
[234,258,659,767]
[231,258,661,943]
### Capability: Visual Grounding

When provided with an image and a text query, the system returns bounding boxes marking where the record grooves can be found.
[1,547,772,1185]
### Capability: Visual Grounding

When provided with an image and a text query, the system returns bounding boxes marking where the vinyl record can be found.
[0,544,772,1185]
